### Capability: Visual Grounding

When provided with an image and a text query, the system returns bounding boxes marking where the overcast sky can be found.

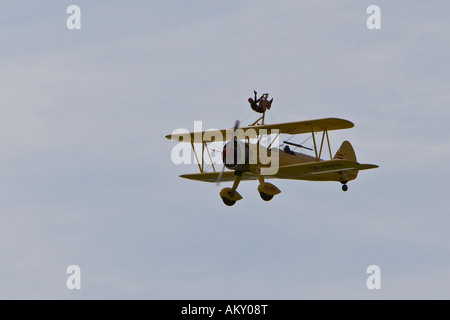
[1,0,450,299]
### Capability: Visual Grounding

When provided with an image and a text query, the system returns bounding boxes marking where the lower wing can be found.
[180,171,258,183]
[179,160,378,183]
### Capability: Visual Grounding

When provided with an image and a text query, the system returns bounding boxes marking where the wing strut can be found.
[311,128,333,161]
[191,142,203,173]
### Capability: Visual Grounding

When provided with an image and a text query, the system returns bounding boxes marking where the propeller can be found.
[216,120,240,186]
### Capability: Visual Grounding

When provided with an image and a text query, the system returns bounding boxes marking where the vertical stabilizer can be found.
[334,141,358,181]
[334,141,356,162]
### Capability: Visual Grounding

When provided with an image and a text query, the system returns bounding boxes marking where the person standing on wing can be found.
[248,90,273,113]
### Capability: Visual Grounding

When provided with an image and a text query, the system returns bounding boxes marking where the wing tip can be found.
[338,118,354,129]
[179,173,217,183]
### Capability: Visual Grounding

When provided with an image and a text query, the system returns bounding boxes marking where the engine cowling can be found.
[222,140,251,171]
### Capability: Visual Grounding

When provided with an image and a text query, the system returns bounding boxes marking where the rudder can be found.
[334,141,358,181]
[334,140,356,162]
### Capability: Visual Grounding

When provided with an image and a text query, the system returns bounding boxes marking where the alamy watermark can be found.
[66,5,81,30]
[367,5,381,30]
[169,121,280,175]
[66,265,81,290]
[366,265,381,290]
[65,5,380,31]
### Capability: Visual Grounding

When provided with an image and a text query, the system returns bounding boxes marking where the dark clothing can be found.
[248,91,273,113]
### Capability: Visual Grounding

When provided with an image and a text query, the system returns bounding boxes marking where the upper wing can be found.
[180,171,258,183]
[165,118,354,143]
[273,160,378,180]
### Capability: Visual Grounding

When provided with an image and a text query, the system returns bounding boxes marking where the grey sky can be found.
[0,0,449,299]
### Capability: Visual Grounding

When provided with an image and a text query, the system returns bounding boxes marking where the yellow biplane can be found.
[166,96,378,206]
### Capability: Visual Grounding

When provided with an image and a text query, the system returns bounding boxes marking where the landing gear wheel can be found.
[259,192,274,201]
[342,184,348,192]
[221,197,236,206]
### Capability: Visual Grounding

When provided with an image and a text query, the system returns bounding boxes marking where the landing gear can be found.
[219,172,243,206]
[339,172,349,192]
[221,197,236,206]
[257,169,280,202]
[219,169,282,205]
[259,192,274,201]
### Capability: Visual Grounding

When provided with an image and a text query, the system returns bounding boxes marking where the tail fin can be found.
[334,141,358,181]
[334,141,356,162]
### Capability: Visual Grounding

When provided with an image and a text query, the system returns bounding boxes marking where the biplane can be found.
[165,93,378,206]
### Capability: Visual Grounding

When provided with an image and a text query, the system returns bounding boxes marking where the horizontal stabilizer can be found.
[274,160,378,179]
